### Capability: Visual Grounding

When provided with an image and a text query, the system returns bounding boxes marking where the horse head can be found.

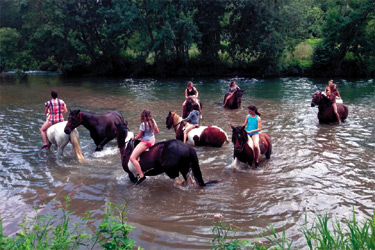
[64,109,82,135]
[116,122,129,149]
[231,125,248,153]
[235,89,244,105]
[166,111,174,129]
[311,91,323,107]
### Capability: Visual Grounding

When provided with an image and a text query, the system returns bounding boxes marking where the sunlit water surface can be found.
[1,76,374,249]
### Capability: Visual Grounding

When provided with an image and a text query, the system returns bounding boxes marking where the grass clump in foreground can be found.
[0,197,141,250]
[211,210,375,250]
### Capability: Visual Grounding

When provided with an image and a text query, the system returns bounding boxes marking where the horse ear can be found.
[77,109,80,113]
[123,120,128,126]
[241,126,245,131]
[230,125,235,129]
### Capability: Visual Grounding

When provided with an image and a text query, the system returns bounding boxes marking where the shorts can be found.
[141,140,154,147]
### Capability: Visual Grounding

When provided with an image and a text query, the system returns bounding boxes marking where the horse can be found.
[183,97,203,119]
[166,111,229,147]
[311,91,348,124]
[231,125,272,170]
[116,123,216,187]
[64,109,126,151]
[46,121,86,163]
[223,89,244,109]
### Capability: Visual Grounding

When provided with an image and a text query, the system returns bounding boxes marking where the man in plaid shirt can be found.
[39,90,68,150]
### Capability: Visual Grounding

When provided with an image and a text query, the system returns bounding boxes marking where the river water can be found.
[1,75,374,249]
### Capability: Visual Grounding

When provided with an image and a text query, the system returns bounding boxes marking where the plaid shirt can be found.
[45,98,66,124]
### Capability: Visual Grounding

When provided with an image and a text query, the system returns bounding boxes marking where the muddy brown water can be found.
[1,76,374,249]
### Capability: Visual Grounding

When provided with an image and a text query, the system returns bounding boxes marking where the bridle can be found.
[67,112,83,128]
[233,130,246,153]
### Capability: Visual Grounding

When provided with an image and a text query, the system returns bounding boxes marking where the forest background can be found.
[0,0,374,77]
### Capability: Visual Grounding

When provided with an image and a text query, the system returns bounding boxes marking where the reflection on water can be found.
[1,76,374,248]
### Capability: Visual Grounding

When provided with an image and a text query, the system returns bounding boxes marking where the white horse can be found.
[46,121,86,163]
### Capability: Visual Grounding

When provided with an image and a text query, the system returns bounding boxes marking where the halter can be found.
[233,131,246,153]
[67,112,83,127]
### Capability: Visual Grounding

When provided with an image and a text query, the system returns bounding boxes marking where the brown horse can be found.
[116,123,217,186]
[223,89,244,109]
[231,126,272,169]
[64,109,126,151]
[311,91,348,124]
[166,111,229,147]
[183,97,202,119]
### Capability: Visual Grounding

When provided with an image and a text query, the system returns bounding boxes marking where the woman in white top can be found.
[130,109,159,185]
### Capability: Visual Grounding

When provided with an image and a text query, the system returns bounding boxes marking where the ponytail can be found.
[247,105,261,117]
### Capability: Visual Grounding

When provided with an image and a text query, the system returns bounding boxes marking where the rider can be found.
[181,103,200,144]
[327,84,341,124]
[325,79,342,101]
[131,109,159,185]
[243,105,262,168]
[40,90,68,150]
[223,80,240,107]
[182,81,201,115]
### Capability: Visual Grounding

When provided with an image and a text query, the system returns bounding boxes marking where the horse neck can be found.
[80,112,97,131]
[172,114,182,132]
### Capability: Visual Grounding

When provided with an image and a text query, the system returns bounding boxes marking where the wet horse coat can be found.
[231,126,272,169]
[46,121,85,163]
[64,109,126,151]
[116,123,214,186]
[166,111,229,147]
[183,97,202,119]
[223,89,244,109]
[311,91,348,124]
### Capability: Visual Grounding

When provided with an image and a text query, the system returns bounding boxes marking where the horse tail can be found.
[70,129,86,163]
[190,148,218,187]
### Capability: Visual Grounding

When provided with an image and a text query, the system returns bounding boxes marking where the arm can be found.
[154,123,159,134]
[185,89,188,99]
[194,88,199,98]
[63,105,68,113]
[243,115,248,127]
[336,90,341,98]
[182,112,194,122]
[134,130,144,140]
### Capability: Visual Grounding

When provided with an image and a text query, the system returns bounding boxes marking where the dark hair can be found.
[192,103,199,111]
[141,109,155,131]
[247,105,261,116]
[230,81,236,87]
[187,81,193,88]
[51,90,58,99]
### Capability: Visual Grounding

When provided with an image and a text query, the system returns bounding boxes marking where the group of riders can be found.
[39,79,341,184]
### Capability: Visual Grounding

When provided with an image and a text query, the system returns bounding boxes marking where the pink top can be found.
[45,98,66,124]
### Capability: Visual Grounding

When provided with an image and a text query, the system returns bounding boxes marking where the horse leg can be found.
[95,137,111,151]
[231,157,239,172]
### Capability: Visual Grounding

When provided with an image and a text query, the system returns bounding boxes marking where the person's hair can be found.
[247,105,261,116]
[330,84,337,92]
[51,90,58,99]
[230,81,236,87]
[192,103,199,111]
[141,109,155,131]
[187,81,193,88]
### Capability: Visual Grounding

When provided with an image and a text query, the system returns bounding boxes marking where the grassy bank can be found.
[1,198,374,249]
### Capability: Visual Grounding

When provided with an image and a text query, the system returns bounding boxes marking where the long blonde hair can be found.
[141,109,155,131]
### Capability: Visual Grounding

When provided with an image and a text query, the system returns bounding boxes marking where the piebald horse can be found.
[311,91,348,124]
[166,111,229,147]
[46,121,86,163]
[116,123,217,186]
[231,126,272,170]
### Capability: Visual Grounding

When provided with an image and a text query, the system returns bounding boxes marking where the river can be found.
[0,75,374,249]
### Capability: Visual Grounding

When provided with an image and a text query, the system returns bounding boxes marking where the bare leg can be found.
[40,120,52,145]
[183,124,195,143]
[252,134,260,167]
[332,103,341,123]
[130,142,149,177]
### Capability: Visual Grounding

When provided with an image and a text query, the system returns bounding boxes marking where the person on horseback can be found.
[182,81,201,115]
[243,105,262,168]
[181,103,200,144]
[223,80,240,107]
[325,79,342,101]
[40,90,68,150]
[327,84,341,124]
[131,109,159,185]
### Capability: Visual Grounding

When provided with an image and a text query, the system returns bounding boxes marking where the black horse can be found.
[311,91,348,124]
[231,126,272,169]
[116,123,215,186]
[64,109,126,151]
[183,97,203,119]
[223,89,244,109]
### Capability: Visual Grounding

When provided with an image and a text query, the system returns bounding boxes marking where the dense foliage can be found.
[1,0,374,77]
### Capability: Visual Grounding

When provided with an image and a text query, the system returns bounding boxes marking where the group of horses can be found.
[44,88,348,187]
